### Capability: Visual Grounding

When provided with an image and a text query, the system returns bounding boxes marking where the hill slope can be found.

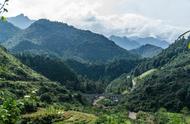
[128,37,190,112]
[0,46,46,81]
[130,44,163,58]
[3,19,139,63]
[0,45,85,116]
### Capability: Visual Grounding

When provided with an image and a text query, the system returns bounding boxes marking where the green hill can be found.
[0,46,46,81]
[128,37,190,112]
[132,37,189,76]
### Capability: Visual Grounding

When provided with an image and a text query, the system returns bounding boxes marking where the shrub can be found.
[40,93,53,103]
[0,98,21,124]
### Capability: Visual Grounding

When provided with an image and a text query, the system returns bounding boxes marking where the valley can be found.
[0,6,190,124]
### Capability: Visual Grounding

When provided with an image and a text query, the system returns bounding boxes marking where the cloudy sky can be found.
[4,0,190,42]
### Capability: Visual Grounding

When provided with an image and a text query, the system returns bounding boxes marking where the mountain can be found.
[130,44,163,58]
[3,19,139,63]
[0,21,21,43]
[110,35,170,50]
[131,36,169,49]
[109,35,141,50]
[127,37,190,112]
[8,14,35,29]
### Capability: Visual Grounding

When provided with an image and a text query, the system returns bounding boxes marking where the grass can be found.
[185,115,190,124]
[22,107,98,124]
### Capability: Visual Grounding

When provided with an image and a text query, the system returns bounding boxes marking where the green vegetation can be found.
[0,94,21,124]
[128,37,190,112]
[22,107,97,124]
[106,74,132,94]
[15,53,79,90]
[15,54,141,93]
[0,46,46,81]
[1,10,190,123]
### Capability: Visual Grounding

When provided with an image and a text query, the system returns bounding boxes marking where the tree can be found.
[0,0,9,21]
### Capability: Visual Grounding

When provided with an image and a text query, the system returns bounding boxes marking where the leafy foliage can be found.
[0,92,21,124]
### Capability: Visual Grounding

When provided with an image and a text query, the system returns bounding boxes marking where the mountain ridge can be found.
[3,19,139,63]
[110,35,170,50]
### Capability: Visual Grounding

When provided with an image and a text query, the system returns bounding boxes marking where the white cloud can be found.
[5,0,189,43]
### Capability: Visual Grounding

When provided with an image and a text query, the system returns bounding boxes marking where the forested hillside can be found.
[127,37,190,112]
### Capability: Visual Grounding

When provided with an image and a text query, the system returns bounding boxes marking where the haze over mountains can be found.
[110,35,169,50]
[5,14,170,53]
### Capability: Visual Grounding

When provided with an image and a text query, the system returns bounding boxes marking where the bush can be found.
[20,98,38,114]
[40,93,53,104]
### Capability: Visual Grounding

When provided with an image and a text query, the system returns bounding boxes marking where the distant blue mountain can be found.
[130,36,169,49]
[7,14,35,29]
[109,35,141,50]
[110,35,170,50]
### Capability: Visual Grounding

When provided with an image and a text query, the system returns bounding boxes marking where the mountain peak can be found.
[8,14,35,29]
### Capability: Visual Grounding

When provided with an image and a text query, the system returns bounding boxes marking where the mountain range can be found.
[0,14,190,123]
[110,35,169,50]
[3,19,139,63]
[109,35,140,50]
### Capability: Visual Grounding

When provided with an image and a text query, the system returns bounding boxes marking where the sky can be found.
[4,0,190,42]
